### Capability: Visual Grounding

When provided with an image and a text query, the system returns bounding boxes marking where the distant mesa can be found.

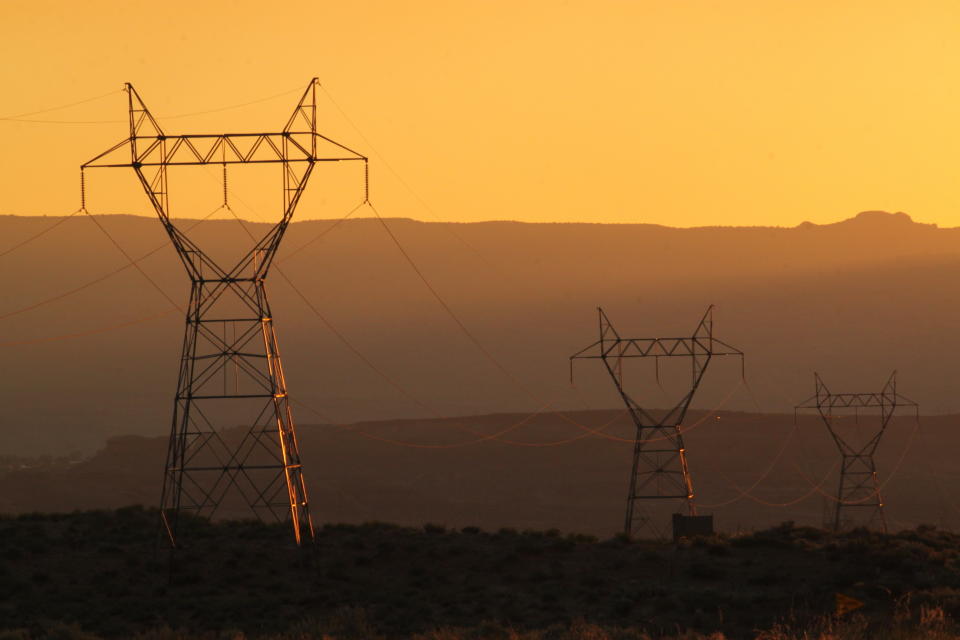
[847,210,916,225]
[797,210,934,229]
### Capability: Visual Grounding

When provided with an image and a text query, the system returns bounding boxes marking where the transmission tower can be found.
[795,371,918,533]
[82,80,366,547]
[570,306,743,539]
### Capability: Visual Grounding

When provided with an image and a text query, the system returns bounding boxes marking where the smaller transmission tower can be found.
[570,306,743,539]
[795,371,918,533]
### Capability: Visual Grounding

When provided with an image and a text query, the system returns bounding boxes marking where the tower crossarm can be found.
[795,392,918,411]
[78,79,366,282]
[570,305,743,374]
[82,131,366,168]
[82,79,366,171]
[571,336,743,361]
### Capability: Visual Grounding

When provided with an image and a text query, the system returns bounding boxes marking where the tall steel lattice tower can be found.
[795,371,918,533]
[570,306,743,539]
[82,80,367,547]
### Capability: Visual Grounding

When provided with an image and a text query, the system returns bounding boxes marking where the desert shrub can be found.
[31,622,103,640]
[687,562,725,581]
[705,539,731,557]
[288,608,384,640]
[567,534,598,544]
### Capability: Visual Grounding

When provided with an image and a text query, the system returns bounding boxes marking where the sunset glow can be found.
[2,1,959,226]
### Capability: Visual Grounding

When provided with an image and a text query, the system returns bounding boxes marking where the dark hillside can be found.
[4,509,960,639]
[0,409,955,536]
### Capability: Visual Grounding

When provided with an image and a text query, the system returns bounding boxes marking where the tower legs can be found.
[834,453,886,533]
[159,276,313,547]
[624,422,695,539]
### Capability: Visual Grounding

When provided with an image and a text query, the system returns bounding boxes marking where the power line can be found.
[0,248,157,321]
[296,399,557,450]
[717,462,840,509]
[368,199,759,446]
[211,173,535,446]
[294,384,745,450]
[210,185,563,447]
[154,86,303,120]
[4,199,750,451]
[2,84,304,125]
[1,117,123,125]
[696,424,799,509]
[0,207,888,482]
[198,84,759,450]
[190,168,474,437]
[319,84,506,276]
[368,201,519,385]
[0,205,223,322]
[232,190,747,449]
[0,307,177,347]
[278,201,367,263]
[0,89,122,120]
[82,211,182,311]
[0,210,82,260]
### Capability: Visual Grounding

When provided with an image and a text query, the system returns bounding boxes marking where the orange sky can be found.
[1,0,959,227]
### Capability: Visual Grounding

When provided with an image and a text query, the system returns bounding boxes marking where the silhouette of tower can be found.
[570,306,743,539]
[82,80,366,547]
[796,371,918,533]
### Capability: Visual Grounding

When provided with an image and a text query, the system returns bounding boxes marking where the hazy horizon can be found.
[3,209,960,457]
[0,208,948,231]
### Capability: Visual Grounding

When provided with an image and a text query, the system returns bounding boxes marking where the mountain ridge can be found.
[1,210,959,457]
[0,209,948,230]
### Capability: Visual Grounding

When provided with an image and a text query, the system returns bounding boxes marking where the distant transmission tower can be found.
[795,371,918,533]
[570,306,743,539]
[82,80,366,547]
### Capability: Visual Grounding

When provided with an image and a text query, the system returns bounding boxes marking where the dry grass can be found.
[5,609,960,640]
[6,511,960,639]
